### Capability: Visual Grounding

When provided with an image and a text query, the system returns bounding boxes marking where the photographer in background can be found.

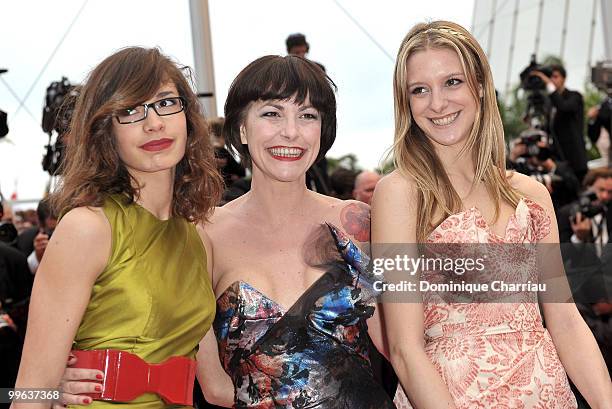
[587,61,612,160]
[0,192,18,244]
[557,168,612,406]
[0,191,33,400]
[531,65,588,182]
[15,199,57,274]
[508,129,579,209]
[558,167,612,245]
[588,97,611,147]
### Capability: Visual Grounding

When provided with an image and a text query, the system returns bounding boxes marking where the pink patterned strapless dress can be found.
[394,198,577,409]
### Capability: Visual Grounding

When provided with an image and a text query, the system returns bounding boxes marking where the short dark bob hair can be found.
[223,55,337,166]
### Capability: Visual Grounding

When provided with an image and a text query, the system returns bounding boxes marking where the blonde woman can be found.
[372,21,612,408]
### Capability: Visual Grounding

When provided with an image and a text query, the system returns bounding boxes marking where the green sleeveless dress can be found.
[71,195,215,409]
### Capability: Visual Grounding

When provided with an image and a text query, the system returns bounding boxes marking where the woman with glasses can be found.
[13,46,223,409]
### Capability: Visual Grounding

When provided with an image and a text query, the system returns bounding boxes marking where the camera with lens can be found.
[517,55,553,134]
[518,129,552,161]
[41,77,79,175]
[519,54,553,92]
[510,129,561,187]
[570,191,606,222]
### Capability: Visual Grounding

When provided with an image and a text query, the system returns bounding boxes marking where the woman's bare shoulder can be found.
[372,170,419,211]
[507,170,553,207]
[376,170,418,198]
[58,206,109,238]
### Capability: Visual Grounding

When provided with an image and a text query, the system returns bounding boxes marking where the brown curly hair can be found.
[52,47,223,222]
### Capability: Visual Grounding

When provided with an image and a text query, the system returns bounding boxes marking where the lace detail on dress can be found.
[394,198,576,409]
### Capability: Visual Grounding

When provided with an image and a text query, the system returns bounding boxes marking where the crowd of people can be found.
[0,22,611,409]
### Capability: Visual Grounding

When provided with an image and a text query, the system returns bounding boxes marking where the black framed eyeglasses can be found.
[116,97,186,124]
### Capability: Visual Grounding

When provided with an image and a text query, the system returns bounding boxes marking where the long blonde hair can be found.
[392,21,521,242]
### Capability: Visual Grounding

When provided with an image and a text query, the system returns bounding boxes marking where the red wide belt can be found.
[71,349,196,405]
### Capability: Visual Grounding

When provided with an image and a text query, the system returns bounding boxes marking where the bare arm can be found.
[526,180,612,409]
[12,207,111,409]
[334,200,390,359]
[371,173,456,409]
[196,330,234,407]
[195,220,234,407]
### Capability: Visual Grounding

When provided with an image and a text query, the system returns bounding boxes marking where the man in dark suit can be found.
[0,242,32,400]
[15,198,57,274]
[558,168,612,245]
[532,65,588,182]
[587,96,611,149]
[0,241,33,331]
[557,167,612,407]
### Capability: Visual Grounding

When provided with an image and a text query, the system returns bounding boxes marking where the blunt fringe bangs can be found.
[224,55,337,165]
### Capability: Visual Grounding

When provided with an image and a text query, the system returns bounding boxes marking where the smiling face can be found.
[406,47,478,150]
[241,96,321,183]
[112,83,187,178]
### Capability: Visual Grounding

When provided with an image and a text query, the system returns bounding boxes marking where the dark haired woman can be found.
[13,46,223,409]
[194,54,394,408]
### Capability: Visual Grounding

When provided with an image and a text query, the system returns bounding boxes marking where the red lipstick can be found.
[140,138,174,152]
[267,146,305,162]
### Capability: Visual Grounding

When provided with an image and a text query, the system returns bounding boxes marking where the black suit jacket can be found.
[0,242,33,338]
[557,203,612,303]
[549,89,588,179]
[15,227,37,257]
[558,203,612,244]
[0,242,32,306]
[588,99,611,144]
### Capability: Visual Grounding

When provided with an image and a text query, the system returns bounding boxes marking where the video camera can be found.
[41,77,79,175]
[518,55,553,132]
[519,55,553,92]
